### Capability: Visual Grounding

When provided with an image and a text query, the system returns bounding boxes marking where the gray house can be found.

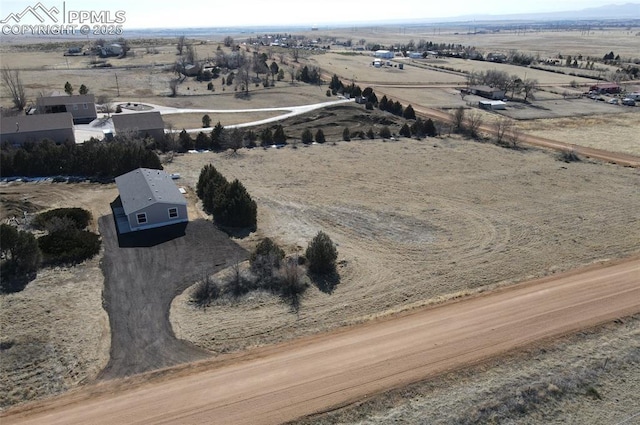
[112,111,165,142]
[36,94,97,124]
[114,168,188,233]
[0,112,75,145]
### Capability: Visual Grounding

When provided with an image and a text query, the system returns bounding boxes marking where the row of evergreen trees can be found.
[0,139,162,178]
[196,164,257,229]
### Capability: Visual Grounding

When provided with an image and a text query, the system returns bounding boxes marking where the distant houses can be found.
[36,94,97,124]
[0,113,75,145]
[113,168,188,233]
[590,82,621,94]
[112,111,165,142]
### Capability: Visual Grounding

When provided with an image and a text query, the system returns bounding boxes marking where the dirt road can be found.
[373,89,640,167]
[3,257,638,424]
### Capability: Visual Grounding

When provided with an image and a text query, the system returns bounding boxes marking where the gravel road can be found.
[97,216,247,379]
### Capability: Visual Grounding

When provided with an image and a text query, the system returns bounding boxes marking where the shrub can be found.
[277,259,307,312]
[399,123,411,137]
[366,128,375,139]
[190,276,221,308]
[315,129,326,144]
[0,224,41,293]
[32,207,91,231]
[250,238,285,268]
[379,126,392,139]
[301,129,313,144]
[38,229,101,265]
[305,231,338,274]
[559,150,581,163]
[342,127,351,141]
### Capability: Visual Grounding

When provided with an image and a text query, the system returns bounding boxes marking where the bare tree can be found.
[278,53,286,64]
[494,117,515,146]
[169,78,179,97]
[176,35,186,56]
[466,111,483,139]
[237,61,252,94]
[452,106,465,132]
[292,47,300,63]
[507,125,522,149]
[522,79,538,102]
[223,36,234,48]
[288,66,296,84]
[1,67,26,110]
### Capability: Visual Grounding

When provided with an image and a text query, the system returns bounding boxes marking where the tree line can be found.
[1,138,162,178]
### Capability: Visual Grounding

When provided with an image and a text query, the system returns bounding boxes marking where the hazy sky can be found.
[0,0,634,29]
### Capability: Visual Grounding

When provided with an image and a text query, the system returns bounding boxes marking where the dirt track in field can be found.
[97,216,247,379]
[2,257,638,425]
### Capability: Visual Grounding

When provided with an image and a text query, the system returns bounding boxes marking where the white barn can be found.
[114,168,188,233]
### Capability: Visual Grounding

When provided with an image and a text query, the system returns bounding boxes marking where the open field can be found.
[2,26,640,419]
[305,27,640,59]
[517,111,640,157]
[168,131,640,355]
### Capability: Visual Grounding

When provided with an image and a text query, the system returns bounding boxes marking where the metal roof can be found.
[115,168,187,215]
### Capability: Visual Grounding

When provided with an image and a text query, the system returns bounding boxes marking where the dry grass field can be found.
[168,135,640,355]
[1,27,639,419]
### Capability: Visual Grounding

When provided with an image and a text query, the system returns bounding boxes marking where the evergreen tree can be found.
[403,104,416,120]
[342,127,351,141]
[260,128,273,146]
[399,123,411,137]
[211,122,225,150]
[79,84,89,95]
[273,125,287,144]
[301,129,313,144]
[64,81,73,95]
[315,129,326,144]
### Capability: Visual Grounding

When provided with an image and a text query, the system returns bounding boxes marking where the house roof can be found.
[470,85,504,93]
[115,168,186,215]
[112,111,164,133]
[0,112,74,135]
[36,94,95,106]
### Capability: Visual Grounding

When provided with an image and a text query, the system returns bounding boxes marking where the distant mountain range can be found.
[455,2,640,21]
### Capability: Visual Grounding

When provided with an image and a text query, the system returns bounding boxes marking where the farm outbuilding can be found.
[0,112,75,145]
[374,50,394,59]
[112,111,165,142]
[113,168,188,233]
[469,86,506,100]
[479,100,507,110]
[590,83,621,94]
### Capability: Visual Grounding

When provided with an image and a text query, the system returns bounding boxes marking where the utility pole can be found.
[115,73,120,97]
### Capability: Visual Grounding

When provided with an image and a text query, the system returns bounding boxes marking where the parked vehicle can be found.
[622,98,636,106]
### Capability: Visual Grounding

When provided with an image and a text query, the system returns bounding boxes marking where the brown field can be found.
[1,27,640,420]
[163,111,284,130]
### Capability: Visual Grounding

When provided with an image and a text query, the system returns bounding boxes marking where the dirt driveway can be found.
[98,216,247,380]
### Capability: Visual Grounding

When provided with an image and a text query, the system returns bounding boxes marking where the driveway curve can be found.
[97,216,247,380]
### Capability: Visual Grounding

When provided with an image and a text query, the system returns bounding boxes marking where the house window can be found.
[83,103,88,109]
[168,208,178,219]
[73,104,78,110]
[136,213,147,224]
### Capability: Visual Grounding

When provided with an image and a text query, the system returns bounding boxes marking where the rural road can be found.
[3,257,639,425]
[372,88,640,168]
